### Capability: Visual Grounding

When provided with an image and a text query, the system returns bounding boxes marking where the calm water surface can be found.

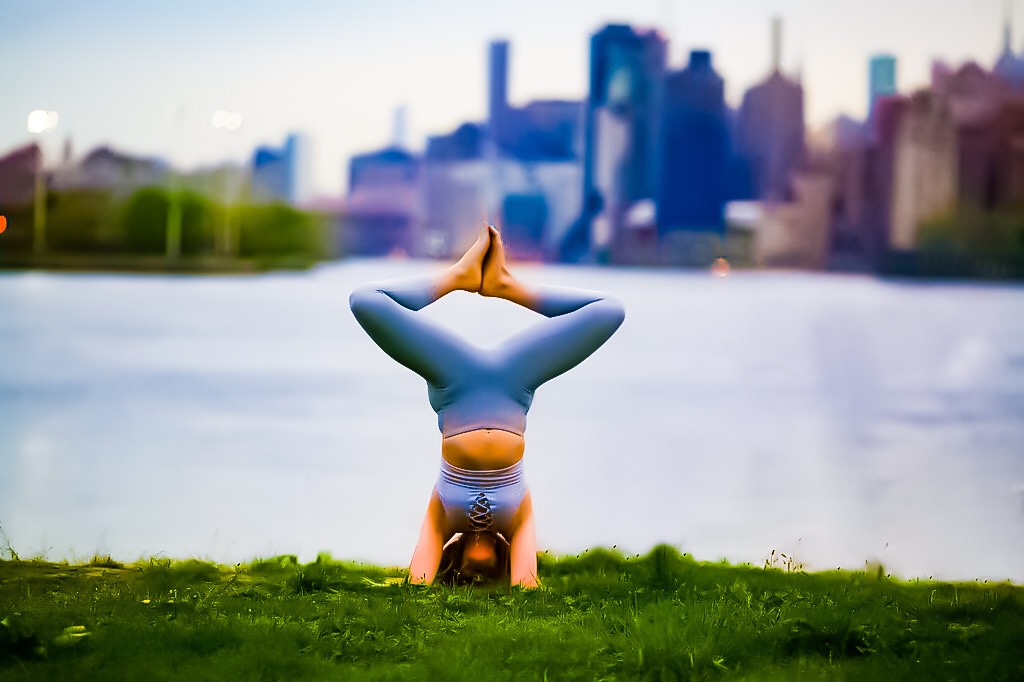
[1,260,1022,581]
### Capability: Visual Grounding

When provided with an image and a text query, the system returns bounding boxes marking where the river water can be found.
[1,260,1022,581]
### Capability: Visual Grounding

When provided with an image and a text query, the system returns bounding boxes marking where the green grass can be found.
[2,547,1022,680]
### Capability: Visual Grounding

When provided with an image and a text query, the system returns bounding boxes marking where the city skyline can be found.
[2,0,1013,197]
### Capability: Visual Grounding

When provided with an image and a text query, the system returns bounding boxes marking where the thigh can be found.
[350,284,477,387]
[499,296,624,391]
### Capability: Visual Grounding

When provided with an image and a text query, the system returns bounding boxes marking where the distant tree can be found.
[119,187,168,254]
[236,203,325,260]
[117,187,220,256]
[917,205,1024,277]
[47,189,116,253]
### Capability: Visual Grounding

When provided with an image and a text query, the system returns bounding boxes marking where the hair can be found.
[435,531,511,586]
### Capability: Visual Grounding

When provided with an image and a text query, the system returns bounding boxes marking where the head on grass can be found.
[459,532,499,582]
[437,531,510,585]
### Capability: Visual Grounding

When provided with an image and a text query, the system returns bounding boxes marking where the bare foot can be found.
[481,225,516,298]
[447,225,490,293]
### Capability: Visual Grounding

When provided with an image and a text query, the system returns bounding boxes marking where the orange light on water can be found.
[711,257,731,277]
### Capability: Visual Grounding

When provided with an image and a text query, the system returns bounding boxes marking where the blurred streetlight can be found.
[211,109,243,257]
[28,109,59,255]
[211,109,242,131]
[165,104,185,262]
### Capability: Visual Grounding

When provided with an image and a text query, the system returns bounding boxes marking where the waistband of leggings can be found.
[439,459,524,488]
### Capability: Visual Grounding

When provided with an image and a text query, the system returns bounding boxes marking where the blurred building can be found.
[868,55,898,117]
[251,133,307,204]
[497,100,580,162]
[932,59,1024,213]
[0,144,41,252]
[346,146,420,256]
[420,123,488,257]
[0,143,39,206]
[734,17,806,202]
[864,94,909,261]
[53,146,168,195]
[890,91,958,250]
[993,5,1024,91]
[810,116,873,270]
[816,90,907,270]
[933,60,1010,126]
[813,19,1024,275]
[564,24,666,262]
[656,49,730,265]
[756,170,832,269]
[421,40,582,261]
[489,41,511,145]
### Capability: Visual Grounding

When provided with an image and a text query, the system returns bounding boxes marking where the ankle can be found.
[481,271,514,298]
[442,265,480,294]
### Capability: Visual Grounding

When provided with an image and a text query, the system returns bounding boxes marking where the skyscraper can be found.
[993,2,1024,90]
[889,91,957,250]
[251,133,306,204]
[564,24,666,261]
[656,50,729,240]
[421,40,583,260]
[734,17,806,202]
[868,55,898,115]
[347,146,420,255]
[489,41,509,142]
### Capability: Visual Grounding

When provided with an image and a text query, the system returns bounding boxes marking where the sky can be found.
[1,0,1014,198]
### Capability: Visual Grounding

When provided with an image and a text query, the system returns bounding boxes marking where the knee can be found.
[598,296,626,329]
[348,286,380,317]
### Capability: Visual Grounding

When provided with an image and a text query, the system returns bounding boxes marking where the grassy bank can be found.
[0,252,322,274]
[2,548,1022,680]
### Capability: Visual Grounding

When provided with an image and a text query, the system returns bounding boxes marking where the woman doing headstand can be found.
[349,226,624,587]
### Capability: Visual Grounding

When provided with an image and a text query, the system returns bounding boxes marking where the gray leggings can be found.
[349,275,625,436]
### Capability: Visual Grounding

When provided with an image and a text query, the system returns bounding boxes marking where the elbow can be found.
[602,296,626,330]
[606,296,622,327]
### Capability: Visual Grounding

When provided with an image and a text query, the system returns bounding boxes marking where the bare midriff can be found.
[441,428,525,470]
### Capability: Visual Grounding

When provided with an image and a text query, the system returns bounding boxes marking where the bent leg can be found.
[509,491,539,588]
[482,225,624,390]
[409,489,450,585]
[349,227,490,386]
[500,288,625,391]
[349,278,478,387]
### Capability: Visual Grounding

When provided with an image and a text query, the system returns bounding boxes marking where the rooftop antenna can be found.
[1001,0,1014,54]
[771,15,782,74]
[392,105,407,149]
[662,0,677,65]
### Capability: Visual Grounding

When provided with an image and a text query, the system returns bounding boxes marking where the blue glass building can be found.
[868,55,898,116]
[656,50,729,235]
[562,24,666,261]
[251,134,304,204]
